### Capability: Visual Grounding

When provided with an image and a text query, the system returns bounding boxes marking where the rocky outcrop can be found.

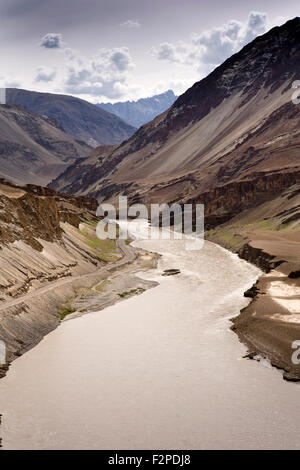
[0,192,62,250]
[238,244,284,273]
[24,184,99,212]
[0,181,107,376]
[162,269,181,276]
[189,172,300,230]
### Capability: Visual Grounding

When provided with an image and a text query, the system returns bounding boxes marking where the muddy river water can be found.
[0,222,300,449]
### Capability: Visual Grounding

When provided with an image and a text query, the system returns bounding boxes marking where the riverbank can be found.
[2,228,278,450]
[0,238,159,379]
[1,176,299,384]
[59,247,159,322]
[207,198,300,381]
[0,180,162,379]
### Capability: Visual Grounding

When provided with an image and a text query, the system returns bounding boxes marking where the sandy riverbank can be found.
[61,248,159,322]
[208,225,300,380]
[233,233,300,381]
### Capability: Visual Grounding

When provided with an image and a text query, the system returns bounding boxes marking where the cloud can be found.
[152,11,268,74]
[39,33,63,49]
[63,47,135,99]
[153,41,188,63]
[0,76,21,88]
[35,66,57,82]
[120,19,141,28]
[243,11,267,43]
[152,79,193,97]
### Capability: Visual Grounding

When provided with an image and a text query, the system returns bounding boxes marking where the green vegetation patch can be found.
[79,224,120,261]
[206,229,245,250]
[118,287,146,298]
[94,280,111,292]
[59,303,76,321]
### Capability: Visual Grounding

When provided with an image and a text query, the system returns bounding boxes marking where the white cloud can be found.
[63,47,136,99]
[152,79,193,97]
[152,11,269,74]
[28,11,285,103]
[153,42,187,63]
[39,33,63,49]
[0,76,21,88]
[120,19,141,28]
[35,66,57,82]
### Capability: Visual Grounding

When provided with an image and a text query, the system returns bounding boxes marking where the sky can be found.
[0,0,299,103]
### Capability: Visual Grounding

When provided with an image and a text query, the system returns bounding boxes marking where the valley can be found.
[47,19,300,380]
[0,9,299,451]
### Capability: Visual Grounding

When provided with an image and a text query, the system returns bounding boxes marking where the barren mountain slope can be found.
[0,104,91,186]
[50,145,117,193]
[51,18,300,209]
[7,88,136,147]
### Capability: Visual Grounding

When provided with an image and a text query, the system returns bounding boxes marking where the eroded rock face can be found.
[190,172,300,230]
[238,244,285,273]
[0,192,61,250]
[0,181,104,372]
[289,270,300,279]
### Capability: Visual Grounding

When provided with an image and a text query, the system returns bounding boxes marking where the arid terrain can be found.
[6,88,136,147]
[0,179,158,378]
[0,104,91,186]
[50,18,300,380]
[0,18,299,382]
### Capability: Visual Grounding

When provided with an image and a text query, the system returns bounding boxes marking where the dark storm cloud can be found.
[0,0,46,17]
[0,0,143,31]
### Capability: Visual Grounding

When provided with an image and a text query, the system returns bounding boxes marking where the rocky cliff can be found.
[0,180,119,377]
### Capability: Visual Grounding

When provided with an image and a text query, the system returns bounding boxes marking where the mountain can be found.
[51,18,300,211]
[49,17,300,381]
[0,104,91,186]
[97,90,177,128]
[50,144,117,194]
[6,89,136,147]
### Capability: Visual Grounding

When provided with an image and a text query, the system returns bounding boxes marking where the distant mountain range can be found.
[6,89,136,147]
[97,90,177,128]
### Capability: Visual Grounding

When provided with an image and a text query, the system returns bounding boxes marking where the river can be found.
[0,222,300,449]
